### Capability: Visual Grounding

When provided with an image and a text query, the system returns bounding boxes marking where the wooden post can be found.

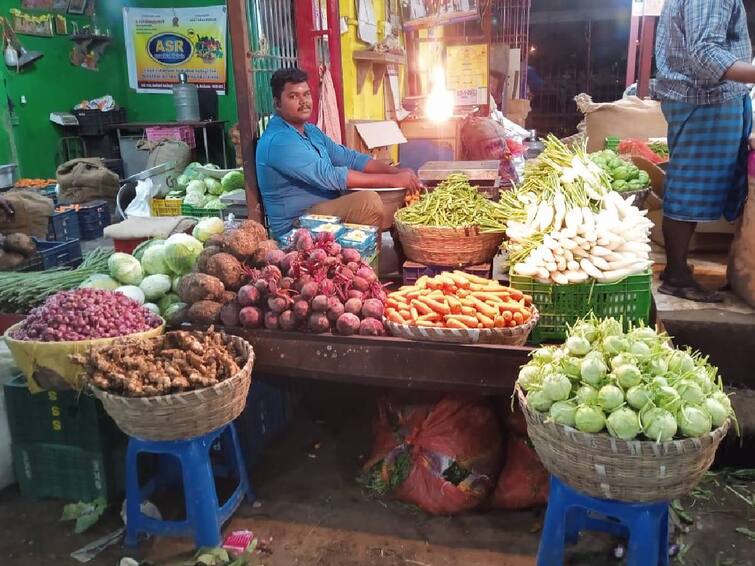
[637,16,657,99]
[326,0,346,141]
[228,0,263,223]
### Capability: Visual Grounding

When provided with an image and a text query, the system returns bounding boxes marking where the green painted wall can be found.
[0,1,237,178]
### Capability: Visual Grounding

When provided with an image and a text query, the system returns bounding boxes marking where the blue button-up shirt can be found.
[653,0,751,105]
[255,115,371,238]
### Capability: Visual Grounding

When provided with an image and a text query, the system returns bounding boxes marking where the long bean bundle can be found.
[0,248,111,313]
[395,173,507,232]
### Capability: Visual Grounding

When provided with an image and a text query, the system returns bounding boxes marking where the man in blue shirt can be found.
[653,0,755,302]
[256,68,421,239]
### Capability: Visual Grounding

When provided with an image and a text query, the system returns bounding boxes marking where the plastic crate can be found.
[113,237,148,254]
[47,209,80,241]
[145,125,196,149]
[402,260,492,286]
[605,137,620,151]
[509,271,653,343]
[181,203,224,218]
[236,378,292,462]
[150,198,183,217]
[73,108,127,136]
[18,239,83,271]
[77,200,111,240]
[4,375,124,451]
[12,442,124,501]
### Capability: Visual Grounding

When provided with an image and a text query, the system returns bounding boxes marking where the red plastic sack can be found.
[617,139,664,164]
[460,117,519,185]
[365,396,503,516]
[492,436,550,510]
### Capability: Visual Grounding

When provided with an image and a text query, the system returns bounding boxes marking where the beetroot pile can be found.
[232,229,387,336]
[10,288,163,342]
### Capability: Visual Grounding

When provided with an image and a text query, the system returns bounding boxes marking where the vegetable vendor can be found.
[256,68,422,239]
[653,0,753,302]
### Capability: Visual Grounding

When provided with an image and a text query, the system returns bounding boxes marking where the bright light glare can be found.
[425,65,454,123]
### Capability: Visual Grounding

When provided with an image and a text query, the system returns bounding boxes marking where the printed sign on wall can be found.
[123,6,227,94]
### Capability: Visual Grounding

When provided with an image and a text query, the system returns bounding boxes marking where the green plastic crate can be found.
[180,203,225,218]
[12,442,125,501]
[604,136,620,151]
[510,271,652,343]
[4,375,124,451]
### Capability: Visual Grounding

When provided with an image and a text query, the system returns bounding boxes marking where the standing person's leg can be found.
[657,99,749,303]
[661,218,697,284]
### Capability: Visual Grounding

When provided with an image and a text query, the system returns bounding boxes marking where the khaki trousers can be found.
[308,190,384,229]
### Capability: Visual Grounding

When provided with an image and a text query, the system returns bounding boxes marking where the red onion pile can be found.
[233,229,387,336]
[11,288,162,342]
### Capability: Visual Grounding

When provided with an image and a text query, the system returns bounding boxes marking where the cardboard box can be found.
[577,95,667,153]
[505,98,531,128]
[346,120,407,163]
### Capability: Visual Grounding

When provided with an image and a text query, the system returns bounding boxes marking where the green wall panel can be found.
[0,0,238,178]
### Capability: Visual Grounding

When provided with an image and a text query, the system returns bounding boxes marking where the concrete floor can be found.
[0,383,753,566]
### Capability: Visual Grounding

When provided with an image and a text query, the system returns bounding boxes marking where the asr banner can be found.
[123,6,227,94]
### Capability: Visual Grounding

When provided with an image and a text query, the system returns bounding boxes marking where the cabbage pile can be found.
[517,316,735,441]
[79,235,204,322]
[170,162,245,210]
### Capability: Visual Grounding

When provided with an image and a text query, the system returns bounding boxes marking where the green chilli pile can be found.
[517,316,735,441]
[395,173,506,232]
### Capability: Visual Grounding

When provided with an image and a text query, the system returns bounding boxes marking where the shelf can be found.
[352,50,406,96]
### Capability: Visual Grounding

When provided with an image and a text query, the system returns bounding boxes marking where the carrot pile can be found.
[385,271,534,330]
[15,178,56,188]
[56,204,81,212]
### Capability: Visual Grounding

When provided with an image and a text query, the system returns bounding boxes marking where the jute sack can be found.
[576,94,667,153]
[145,139,191,173]
[0,190,54,238]
[728,152,755,307]
[57,158,119,211]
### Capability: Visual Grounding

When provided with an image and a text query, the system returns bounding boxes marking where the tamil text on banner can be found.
[123,6,227,94]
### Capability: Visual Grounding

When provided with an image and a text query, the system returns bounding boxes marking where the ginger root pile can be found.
[73,328,246,397]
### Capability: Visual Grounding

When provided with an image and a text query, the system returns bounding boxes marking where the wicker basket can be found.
[517,390,730,502]
[394,219,505,267]
[385,307,539,346]
[91,335,254,441]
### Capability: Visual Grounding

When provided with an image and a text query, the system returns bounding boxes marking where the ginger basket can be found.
[394,219,505,267]
[517,390,730,502]
[90,334,254,441]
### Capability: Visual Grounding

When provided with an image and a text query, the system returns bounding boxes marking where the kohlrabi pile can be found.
[79,230,208,322]
[517,316,735,441]
[500,136,653,285]
[167,162,245,210]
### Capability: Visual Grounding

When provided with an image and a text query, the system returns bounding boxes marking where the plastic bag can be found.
[363,396,503,515]
[125,178,158,218]
[491,436,549,509]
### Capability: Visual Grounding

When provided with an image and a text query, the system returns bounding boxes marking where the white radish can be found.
[536,267,550,280]
[580,259,603,279]
[618,241,652,254]
[581,207,595,232]
[545,262,558,273]
[514,263,539,277]
[591,256,611,271]
[566,271,589,283]
[563,249,574,262]
[540,246,555,263]
[556,257,567,271]
[535,203,555,232]
[567,260,580,271]
[591,246,612,257]
[552,272,569,285]
[553,192,566,231]
[561,238,579,251]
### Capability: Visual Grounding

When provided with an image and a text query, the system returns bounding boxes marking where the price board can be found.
[446,44,489,106]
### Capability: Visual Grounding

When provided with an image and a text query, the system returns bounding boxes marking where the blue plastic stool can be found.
[125,423,254,548]
[538,475,669,566]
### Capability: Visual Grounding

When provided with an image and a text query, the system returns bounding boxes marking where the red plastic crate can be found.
[402,261,492,285]
[113,238,148,254]
[145,126,196,148]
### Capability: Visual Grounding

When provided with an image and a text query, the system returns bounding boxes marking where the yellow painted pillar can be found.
[339,0,390,121]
